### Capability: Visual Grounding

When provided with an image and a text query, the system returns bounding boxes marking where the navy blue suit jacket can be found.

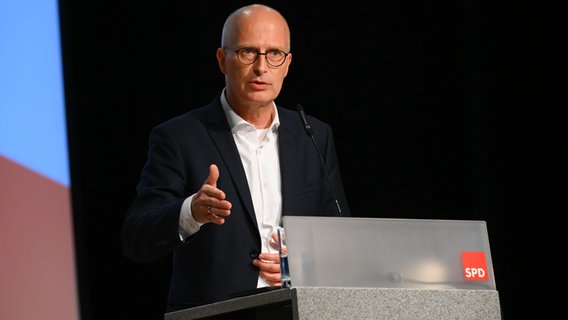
[122,92,350,311]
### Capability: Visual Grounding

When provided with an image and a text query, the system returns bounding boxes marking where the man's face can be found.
[217,12,291,110]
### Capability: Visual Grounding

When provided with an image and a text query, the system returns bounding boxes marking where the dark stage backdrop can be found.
[59,1,564,319]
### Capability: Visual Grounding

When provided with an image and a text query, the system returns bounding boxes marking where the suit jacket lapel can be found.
[276,108,297,217]
[206,100,258,231]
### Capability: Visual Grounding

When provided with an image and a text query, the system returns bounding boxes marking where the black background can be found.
[59,1,565,319]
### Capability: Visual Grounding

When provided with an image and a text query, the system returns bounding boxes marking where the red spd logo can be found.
[461,251,489,281]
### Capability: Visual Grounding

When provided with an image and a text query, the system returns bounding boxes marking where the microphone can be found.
[296,104,343,216]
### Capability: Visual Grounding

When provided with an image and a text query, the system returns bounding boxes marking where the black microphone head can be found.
[296,104,314,137]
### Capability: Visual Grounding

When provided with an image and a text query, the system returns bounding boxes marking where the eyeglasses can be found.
[225,47,290,67]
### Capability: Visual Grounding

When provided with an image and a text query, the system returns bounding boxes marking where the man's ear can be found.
[216,48,227,74]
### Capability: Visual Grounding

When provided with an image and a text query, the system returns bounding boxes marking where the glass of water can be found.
[268,227,291,288]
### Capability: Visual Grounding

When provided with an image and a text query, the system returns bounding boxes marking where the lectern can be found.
[164,217,502,319]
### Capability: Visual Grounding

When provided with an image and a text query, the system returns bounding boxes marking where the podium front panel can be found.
[282,216,496,290]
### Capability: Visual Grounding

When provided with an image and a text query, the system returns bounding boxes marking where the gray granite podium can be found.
[164,217,502,319]
[164,286,501,319]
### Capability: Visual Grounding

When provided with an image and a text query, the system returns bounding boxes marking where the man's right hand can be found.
[191,164,232,224]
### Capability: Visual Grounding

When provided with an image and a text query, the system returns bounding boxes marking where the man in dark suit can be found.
[121,4,350,313]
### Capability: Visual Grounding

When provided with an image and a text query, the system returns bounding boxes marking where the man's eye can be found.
[268,50,282,57]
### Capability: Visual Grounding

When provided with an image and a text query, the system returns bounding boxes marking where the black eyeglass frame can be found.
[224,47,290,67]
